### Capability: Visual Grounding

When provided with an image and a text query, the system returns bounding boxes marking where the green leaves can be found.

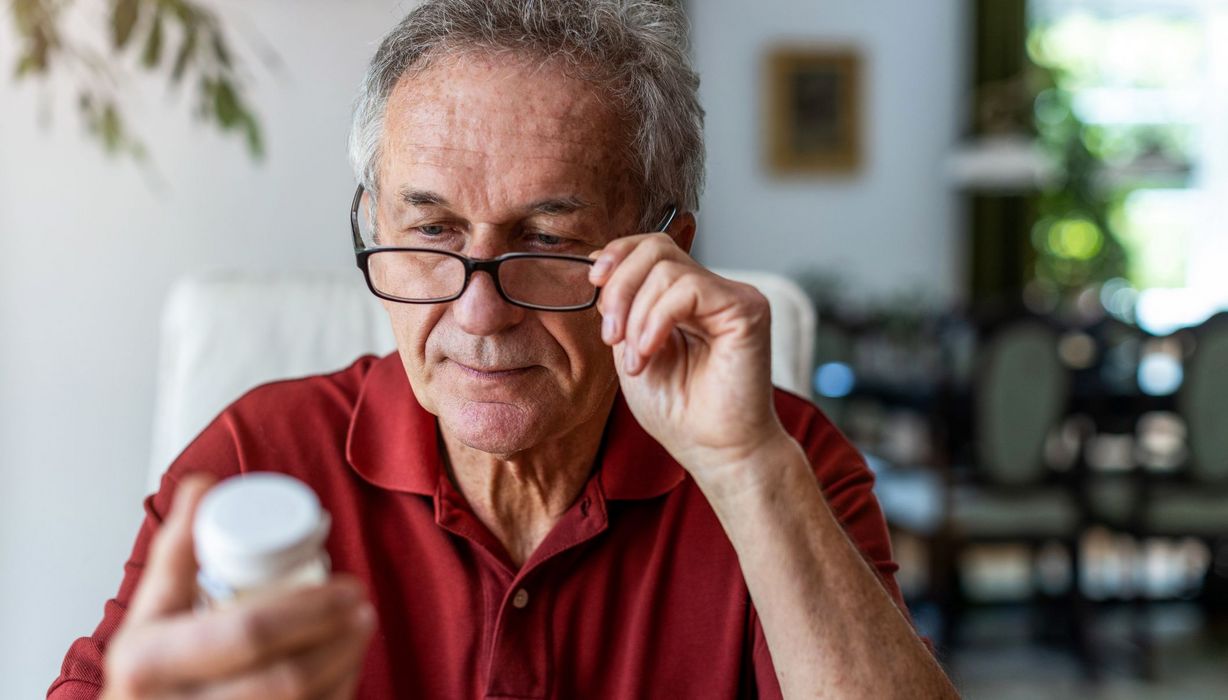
[202,76,263,157]
[111,0,139,49]
[141,6,163,67]
[14,48,45,77]
[10,0,269,162]
[78,90,146,159]
[211,32,230,68]
[171,25,196,82]
[11,0,59,78]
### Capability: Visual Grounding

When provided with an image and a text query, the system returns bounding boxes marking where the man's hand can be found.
[589,232,794,493]
[102,474,375,700]
[592,234,958,699]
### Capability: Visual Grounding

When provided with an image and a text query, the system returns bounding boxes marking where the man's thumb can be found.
[125,473,216,624]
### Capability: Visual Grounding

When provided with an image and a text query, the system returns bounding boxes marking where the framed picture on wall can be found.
[765,47,863,175]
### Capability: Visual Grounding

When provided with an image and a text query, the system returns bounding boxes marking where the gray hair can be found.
[347,0,705,228]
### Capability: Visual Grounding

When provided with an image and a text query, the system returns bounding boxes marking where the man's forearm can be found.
[696,435,957,699]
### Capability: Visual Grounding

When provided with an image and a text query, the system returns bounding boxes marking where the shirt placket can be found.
[434,474,610,699]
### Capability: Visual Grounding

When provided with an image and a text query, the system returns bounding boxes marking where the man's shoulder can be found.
[227,353,385,420]
[174,354,390,482]
[770,386,870,479]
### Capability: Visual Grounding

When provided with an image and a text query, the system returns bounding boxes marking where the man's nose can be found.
[450,269,524,336]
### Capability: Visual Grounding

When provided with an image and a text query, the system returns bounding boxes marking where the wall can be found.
[0,2,411,695]
[0,1,964,696]
[690,0,966,306]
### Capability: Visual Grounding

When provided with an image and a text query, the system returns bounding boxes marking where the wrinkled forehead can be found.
[375,52,639,217]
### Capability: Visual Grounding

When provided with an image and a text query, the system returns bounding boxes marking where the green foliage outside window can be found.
[1027,9,1200,299]
[1028,68,1129,293]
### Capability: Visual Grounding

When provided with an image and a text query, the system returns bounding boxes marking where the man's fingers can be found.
[628,276,770,376]
[111,475,375,698]
[313,619,372,700]
[622,262,688,370]
[320,667,364,700]
[187,608,374,700]
[634,277,703,365]
[592,234,684,346]
[115,579,370,691]
[126,473,217,624]
[587,232,647,284]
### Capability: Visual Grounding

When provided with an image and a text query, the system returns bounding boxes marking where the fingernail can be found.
[624,345,639,373]
[602,314,616,343]
[592,257,611,278]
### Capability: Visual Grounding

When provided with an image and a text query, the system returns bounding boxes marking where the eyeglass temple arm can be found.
[655,204,679,233]
[351,184,368,253]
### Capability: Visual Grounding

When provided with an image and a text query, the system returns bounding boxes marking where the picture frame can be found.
[765,47,863,175]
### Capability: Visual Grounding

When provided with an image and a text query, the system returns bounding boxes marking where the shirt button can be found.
[512,588,530,609]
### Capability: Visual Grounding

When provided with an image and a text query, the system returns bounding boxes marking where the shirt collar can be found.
[345,352,686,500]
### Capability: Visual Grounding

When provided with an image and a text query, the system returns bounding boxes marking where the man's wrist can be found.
[687,430,811,509]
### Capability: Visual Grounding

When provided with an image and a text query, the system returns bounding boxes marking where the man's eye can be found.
[530,232,565,246]
[417,224,448,236]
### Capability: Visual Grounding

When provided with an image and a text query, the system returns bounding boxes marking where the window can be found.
[1029,0,1228,333]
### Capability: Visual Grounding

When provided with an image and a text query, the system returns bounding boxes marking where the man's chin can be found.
[440,400,544,455]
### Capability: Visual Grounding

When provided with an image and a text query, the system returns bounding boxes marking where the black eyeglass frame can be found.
[350,184,678,312]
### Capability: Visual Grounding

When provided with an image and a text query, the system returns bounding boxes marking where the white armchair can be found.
[148,268,815,491]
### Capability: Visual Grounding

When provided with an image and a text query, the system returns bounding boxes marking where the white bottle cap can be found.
[194,473,331,590]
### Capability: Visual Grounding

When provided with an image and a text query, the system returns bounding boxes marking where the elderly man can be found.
[51,1,955,698]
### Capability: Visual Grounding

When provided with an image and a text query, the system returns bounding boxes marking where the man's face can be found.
[374,52,639,456]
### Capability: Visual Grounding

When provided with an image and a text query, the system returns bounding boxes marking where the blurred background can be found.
[3,0,1228,697]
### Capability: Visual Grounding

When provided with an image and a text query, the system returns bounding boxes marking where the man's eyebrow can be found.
[527,196,593,215]
[397,187,450,208]
[395,188,593,215]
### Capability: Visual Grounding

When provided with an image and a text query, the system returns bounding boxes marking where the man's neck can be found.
[439,401,613,569]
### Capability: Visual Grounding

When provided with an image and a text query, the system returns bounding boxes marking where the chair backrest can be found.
[1178,312,1228,483]
[148,270,397,492]
[973,320,1068,486]
[149,268,815,491]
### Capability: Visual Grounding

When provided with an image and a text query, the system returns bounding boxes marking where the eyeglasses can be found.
[350,184,677,312]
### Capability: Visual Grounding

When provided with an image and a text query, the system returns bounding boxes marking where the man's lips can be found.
[449,360,534,379]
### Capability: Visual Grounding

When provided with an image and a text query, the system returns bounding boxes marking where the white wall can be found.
[0,2,411,696]
[0,1,964,696]
[690,0,966,305]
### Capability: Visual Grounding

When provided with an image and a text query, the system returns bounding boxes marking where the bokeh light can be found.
[1138,352,1184,396]
[814,362,856,398]
[1047,217,1105,260]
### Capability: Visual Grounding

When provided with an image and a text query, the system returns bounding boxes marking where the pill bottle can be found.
[193,472,331,607]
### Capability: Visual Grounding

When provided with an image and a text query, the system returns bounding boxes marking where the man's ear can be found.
[668,211,697,254]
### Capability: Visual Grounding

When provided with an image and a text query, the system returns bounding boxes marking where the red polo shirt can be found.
[50,352,904,699]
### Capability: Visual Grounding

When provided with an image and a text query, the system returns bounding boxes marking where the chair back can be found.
[1178,312,1228,483]
[974,320,1068,486]
[148,271,396,491]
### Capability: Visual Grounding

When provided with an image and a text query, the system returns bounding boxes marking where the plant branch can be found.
[7,0,267,161]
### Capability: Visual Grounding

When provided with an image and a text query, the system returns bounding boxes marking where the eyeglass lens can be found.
[367,250,596,308]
